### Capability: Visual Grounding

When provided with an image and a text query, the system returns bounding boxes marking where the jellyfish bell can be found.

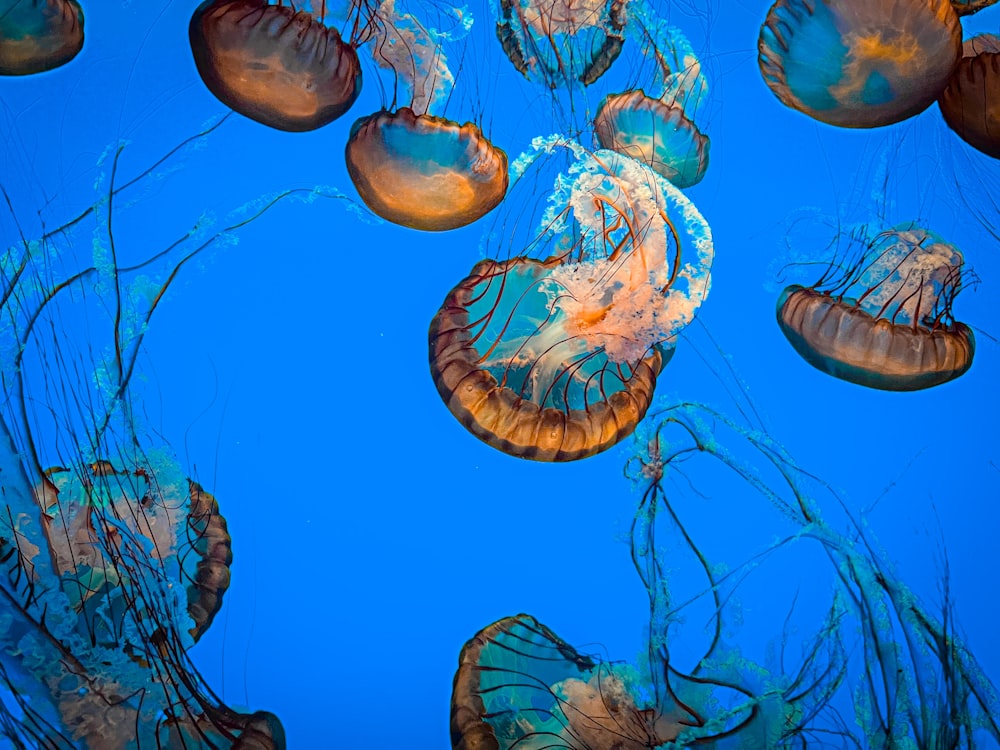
[429,142,712,461]
[345,106,509,231]
[758,0,962,128]
[938,34,1000,160]
[776,222,975,390]
[592,5,711,188]
[0,0,83,75]
[344,0,508,230]
[189,0,362,132]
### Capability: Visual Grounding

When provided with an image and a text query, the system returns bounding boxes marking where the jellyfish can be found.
[494,0,625,90]
[757,0,962,128]
[429,139,713,461]
[776,222,974,390]
[0,120,305,748]
[189,0,362,132]
[344,0,508,231]
[0,0,83,75]
[593,4,711,188]
[938,34,1000,160]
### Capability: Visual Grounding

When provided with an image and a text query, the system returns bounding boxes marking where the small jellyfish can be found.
[189,0,362,132]
[593,6,710,188]
[429,142,712,460]
[777,222,975,390]
[938,34,1000,160]
[494,0,625,89]
[345,0,508,231]
[758,0,962,128]
[0,0,84,75]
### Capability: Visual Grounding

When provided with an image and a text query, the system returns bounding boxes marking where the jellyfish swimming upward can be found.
[777,222,975,390]
[189,0,363,131]
[594,6,711,189]
[429,139,713,461]
[345,0,508,231]
[758,0,962,128]
[0,0,84,75]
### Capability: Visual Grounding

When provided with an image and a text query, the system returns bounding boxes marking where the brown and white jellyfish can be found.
[344,0,508,231]
[593,3,711,188]
[429,140,713,461]
[777,222,975,390]
[939,34,1000,160]
[0,0,83,75]
[189,0,362,131]
[758,0,962,128]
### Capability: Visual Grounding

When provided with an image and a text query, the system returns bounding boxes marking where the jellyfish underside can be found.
[345,108,509,231]
[189,0,362,131]
[758,0,962,127]
[0,0,84,75]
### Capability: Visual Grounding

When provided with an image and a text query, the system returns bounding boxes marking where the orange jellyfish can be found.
[0,0,83,75]
[939,34,1000,159]
[594,9,710,188]
[758,0,962,128]
[429,141,713,461]
[345,1,507,231]
[777,222,975,390]
[189,0,362,132]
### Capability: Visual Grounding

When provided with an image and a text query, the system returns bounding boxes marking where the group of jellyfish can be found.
[0,0,997,747]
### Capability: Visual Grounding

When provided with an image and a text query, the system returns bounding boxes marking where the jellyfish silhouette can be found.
[0,0,83,75]
[189,0,362,132]
[345,0,508,231]
[939,34,1000,160]
[777,222,975,390]
[429,141,712,461]
[758,0,962,128]
[495,0,624,89]
[593,5,710,188]
[0,121,302,748]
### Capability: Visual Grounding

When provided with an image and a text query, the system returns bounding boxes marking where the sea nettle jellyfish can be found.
[345,0,508,231]
[189,0,362,131]
[0,0,84,75]
[758,0,962,128]
[594,2,711,188]
[777,222,975,390]
[938,34,1000,159]
[429,139,713,461]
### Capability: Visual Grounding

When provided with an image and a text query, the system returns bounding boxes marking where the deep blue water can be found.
[1,1,998,747]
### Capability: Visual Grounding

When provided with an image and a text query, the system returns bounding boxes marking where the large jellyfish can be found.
[938,34,1000,160]
[189,0,362,131]
[0,121,304,748]
[776,222,974,390]
[345,0,508,231]
[494,0,625,89]
[593,3,711,188]
[429,139,713,461]
[757,0,962,128]
[0,0,83,75]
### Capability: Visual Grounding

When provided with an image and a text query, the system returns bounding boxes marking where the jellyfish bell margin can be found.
[757,0,962,128]
[775,223,975,391]
[938,34,1000,160]
[189,0,362,132]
